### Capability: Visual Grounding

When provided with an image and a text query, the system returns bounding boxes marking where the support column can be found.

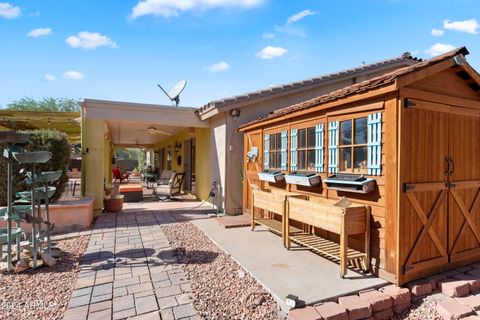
[81,118,105,216]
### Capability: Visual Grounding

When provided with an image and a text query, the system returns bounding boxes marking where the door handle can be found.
[449,157,455,176]
[445,156,450,176]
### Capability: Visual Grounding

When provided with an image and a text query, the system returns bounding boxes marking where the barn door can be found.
[448,114,480,264]
[400,107,450,282]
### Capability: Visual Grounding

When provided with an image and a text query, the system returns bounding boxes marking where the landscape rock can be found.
[42,252,57,267]
[14,259,30,273]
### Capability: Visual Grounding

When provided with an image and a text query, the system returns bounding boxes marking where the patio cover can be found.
[0,110,81,142]
[80,99,208,215]
[82,99,208,147]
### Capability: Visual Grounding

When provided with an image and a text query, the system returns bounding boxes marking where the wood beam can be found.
[400,87,480,110]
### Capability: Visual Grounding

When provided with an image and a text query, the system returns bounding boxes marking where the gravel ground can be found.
[0,236,89,320]
[395,294,445,320]
[162,222,284,320]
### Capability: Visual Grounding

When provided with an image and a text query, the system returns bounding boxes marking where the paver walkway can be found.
[63,202,211,320]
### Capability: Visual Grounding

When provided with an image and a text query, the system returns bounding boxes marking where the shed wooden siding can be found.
[243,95,397,279]
[396,69,480,284]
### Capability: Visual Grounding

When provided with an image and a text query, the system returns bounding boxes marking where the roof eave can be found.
[238,83,397,132]
[200,58,419,119]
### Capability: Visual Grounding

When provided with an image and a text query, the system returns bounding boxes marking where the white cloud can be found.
[43,74,56,82]
[425,43,456,56]
[0,2,20,19]
[130,0,264,19]
[208,61,230,72]
[27,28,52,38]
[443,19,479,34]
[63,71,85,80]
[256,46,287,59]
[431,28,444,36]
[262,32,275,39]
[287,9,317,25]
[66,32,118,50]
[272,9,317,37]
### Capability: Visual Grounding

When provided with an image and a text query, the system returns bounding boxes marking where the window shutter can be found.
[328,121,339,174]
[263,134,270,171]
[281,130,288,170]
[368,112,382,175]
[315,123,325,173]
[290,128,297,172]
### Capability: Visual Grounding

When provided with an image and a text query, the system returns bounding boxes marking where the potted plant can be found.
[104,183,124,212]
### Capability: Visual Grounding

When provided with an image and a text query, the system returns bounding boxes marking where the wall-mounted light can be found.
[230,108,240,119]
[174,142,182,153]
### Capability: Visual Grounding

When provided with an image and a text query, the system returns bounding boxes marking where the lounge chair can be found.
[155,172,185,200]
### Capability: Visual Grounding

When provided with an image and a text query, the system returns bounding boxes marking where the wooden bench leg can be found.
[250,194,255,231]
[340,212,347,278]
[363,207,371,272]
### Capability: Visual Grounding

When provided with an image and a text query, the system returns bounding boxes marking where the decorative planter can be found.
[104,195,124,212]
[258,171,285,183]
[285,173,321,187]
[325,174,376,194]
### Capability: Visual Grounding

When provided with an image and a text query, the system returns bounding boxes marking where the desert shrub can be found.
[0,130,70,206]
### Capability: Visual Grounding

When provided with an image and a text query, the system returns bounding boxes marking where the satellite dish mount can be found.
[158,80,187,107]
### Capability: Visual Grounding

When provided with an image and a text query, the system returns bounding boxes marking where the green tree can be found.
[6,97,80,112]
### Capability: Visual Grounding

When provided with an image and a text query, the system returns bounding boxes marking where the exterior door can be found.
[448,114,480,264]
[400,106,450,283]
[184,139,192,192]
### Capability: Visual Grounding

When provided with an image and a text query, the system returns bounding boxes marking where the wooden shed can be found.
[239,47,480,285]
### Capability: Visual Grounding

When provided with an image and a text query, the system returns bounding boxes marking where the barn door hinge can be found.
[403,183,415,193]
[402,265,413,274]
[403,98,416,108]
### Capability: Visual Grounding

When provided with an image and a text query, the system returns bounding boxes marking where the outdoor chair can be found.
[112,167,129,183]
[157,170,174,185]
[155,172,185,200]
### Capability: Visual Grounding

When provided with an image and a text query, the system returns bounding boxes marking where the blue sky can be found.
[0,0,479,108]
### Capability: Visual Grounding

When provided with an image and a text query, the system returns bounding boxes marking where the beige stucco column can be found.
[81,118,105,216]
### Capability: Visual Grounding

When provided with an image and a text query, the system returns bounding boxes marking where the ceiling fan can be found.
[147,126,171,136]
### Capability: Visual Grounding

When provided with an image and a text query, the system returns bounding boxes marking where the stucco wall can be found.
[210,114,226,211]
[194,127,211,202]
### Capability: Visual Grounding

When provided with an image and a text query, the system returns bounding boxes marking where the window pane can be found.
[298,150,306,170]
[340,120,352,145]
[269,153,275,168]
[307,149,316,171]
[276,133,282,151]
[354,118,368,145]
[276,152,282,169]
[307,127,316,148]
[269,134,275,150]
[298,129,306,149]
[340,147,352,171]
[354,146,368,170]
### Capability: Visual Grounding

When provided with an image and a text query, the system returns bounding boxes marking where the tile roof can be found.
[239,47,470,130]
[197,52,421,116]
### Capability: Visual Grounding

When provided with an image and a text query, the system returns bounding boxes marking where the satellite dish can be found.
[157,80,187,107]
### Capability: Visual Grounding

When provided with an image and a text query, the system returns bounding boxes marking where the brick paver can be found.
[64,202,209,320]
